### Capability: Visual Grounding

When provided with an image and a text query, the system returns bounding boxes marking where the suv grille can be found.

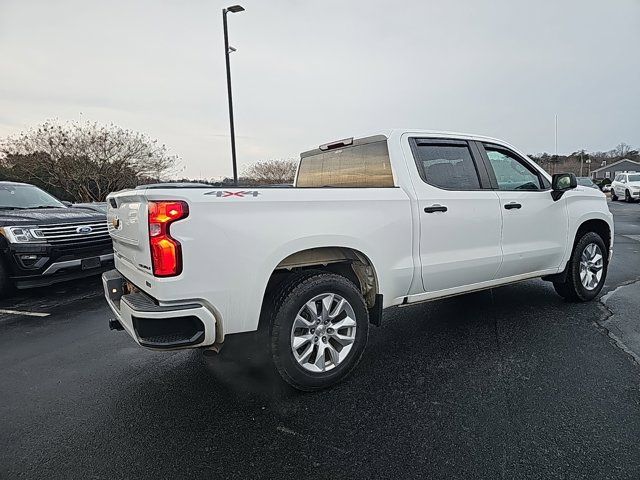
[37,221,110,245]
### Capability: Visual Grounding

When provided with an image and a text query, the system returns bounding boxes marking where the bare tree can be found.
[243,159,297,185]
[0,119,180,201]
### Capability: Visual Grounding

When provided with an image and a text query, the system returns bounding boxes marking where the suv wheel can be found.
[625,189,633,202]
[270,271,369,391]
[0,259,14,299]
[553,231,607,302]
[611,190,618,201]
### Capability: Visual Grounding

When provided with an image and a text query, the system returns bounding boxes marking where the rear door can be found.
[408,138,503,293]
[107,191,152,274]
[478,143,568,279]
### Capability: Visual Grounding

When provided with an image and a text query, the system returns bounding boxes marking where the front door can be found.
[407,138,503,293]
[479,143,569,279]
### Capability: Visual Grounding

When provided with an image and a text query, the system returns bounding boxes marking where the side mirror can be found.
[551,172,577,201]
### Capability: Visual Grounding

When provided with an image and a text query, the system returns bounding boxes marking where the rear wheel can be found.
[269,271,369,391]
[553,231,607,302]
[611,190,618,201]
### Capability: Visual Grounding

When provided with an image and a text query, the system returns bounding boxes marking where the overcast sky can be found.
[1,0,638,179]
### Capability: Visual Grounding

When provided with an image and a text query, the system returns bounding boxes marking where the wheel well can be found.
[262,247,379,311]
[575,219,611,253]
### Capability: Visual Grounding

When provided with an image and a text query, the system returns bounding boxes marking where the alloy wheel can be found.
[290,293,357,373]
[579,243,604,291]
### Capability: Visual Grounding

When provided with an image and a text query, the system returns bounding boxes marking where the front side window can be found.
[296,140,394,188]
[411,142,481,190]
[484,146,542,191]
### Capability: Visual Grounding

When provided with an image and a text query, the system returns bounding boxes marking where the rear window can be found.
[296,139,394,188]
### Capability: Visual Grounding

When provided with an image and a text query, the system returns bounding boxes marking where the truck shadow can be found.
[0,276,103,312]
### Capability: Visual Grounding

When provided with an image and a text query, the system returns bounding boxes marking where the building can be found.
[590,158,640,181]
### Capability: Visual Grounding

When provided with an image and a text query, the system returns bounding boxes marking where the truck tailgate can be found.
[107,192,152,274]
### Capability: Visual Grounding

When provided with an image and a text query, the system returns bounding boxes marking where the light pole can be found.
[223,4,244,185]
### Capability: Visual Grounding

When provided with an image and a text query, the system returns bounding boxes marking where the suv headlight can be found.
[0,226,46,243]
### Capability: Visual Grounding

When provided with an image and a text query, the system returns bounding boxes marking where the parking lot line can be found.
[0,309,50,317]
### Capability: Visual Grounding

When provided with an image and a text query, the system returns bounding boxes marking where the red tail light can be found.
[148,201,189,277]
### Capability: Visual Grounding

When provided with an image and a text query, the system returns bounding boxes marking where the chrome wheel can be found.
[579,243,604,290]
[290,293,357,373]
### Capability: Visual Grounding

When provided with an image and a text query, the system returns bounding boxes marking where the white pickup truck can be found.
[103,129,613,390]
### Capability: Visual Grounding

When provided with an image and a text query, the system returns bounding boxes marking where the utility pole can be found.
[222,5,244,185]
[554,114,558,175]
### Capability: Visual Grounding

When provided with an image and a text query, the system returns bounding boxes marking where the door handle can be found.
[424,205,448,213]
[504,202,522,210]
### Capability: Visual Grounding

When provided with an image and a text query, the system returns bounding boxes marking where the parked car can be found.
[611,173,640,202]
[577,177,599,190]
[601,184,612,193]
[0,181,113,297]
[103,130,613,390]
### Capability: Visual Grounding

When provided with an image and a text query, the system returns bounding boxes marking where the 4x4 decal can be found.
[205,190,261,198]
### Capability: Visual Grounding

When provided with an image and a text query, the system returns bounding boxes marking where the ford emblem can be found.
[76,226,93,234]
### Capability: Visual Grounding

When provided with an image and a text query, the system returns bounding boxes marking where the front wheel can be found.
[0,259,14,299]
[553,231,607,302]
[270,271,369,391]
[625,189,633,202]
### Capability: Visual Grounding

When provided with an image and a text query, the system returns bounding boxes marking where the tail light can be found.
[148,201,189,277]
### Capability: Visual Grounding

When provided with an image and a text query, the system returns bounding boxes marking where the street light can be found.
[222,4,244,185]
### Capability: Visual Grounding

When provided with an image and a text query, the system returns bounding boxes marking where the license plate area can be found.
[81,257,101,270]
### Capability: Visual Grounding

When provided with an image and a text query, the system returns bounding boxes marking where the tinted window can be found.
[484,147,542,190]
[629,174,640,182]
[412,143,480,190]
[296,140,394,188]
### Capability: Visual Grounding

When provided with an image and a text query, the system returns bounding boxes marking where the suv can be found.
[611,173,640,202]
[103,130,613,390]
[0,181,113,297]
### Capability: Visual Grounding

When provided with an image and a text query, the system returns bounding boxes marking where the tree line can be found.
[0,120,298,201]
[1,120,636,202]
[528,143,639,177]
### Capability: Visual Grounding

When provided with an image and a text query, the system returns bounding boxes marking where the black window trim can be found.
[478,142,552,192]
[408,137,492,191]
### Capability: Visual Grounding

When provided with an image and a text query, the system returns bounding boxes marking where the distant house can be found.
[590,158,640,180]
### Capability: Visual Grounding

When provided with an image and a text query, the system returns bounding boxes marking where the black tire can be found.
[0,259,14,299]
[625,189,633,202]
[270,271,369,391]
[553,231,608,302]
[611,191,618,201]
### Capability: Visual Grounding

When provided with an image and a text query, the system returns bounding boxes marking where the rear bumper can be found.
[102,269,217,350]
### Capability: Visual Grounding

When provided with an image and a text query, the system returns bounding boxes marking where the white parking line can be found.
[0,309,50,317]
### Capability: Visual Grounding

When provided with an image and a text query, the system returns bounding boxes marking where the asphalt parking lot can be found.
[2,200,640,479]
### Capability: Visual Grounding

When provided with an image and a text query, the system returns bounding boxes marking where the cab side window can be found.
[483,146,543,191]
[411,141,481,190]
